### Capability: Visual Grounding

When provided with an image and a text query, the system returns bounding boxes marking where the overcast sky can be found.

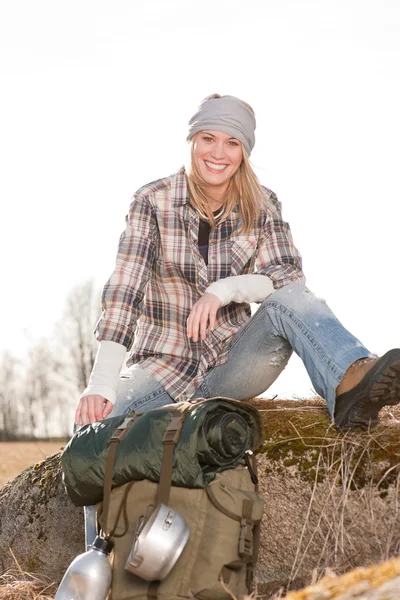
[1,0,399,400]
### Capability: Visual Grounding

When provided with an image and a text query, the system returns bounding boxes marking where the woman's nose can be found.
[210,142,225,159]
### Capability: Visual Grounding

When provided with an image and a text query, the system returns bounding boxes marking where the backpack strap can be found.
[145,403,191,600]
[147,581,161,600]
[239,499,254,561]
[245,452,261,592]
[156,402,191,507]
[102,415,138,537]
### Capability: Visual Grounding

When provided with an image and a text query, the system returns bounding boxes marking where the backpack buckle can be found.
[110,417,136,442]
[239,517,253,560]
[163,414,184,445]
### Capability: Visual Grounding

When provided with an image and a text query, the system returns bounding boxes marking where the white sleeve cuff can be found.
[80,340,127,405]
[205,274,274,306]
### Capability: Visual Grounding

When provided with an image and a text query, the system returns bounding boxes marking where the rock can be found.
[283,556,400,599]
[0,399,399,596]
[0,453,83,583]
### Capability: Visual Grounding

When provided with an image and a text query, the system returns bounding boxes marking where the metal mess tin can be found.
[125,504,190,581]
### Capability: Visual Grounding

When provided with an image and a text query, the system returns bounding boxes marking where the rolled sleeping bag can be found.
[61,398,263,506]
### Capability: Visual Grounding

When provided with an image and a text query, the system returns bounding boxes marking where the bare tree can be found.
[24,340,64,437]
[0,282,102,439]
[0,352,20,440]
[0,346,69,439]
[57,280,101,392]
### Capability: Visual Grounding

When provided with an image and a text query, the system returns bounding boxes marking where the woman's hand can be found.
[187,293,221,342]
[75,394,114,426]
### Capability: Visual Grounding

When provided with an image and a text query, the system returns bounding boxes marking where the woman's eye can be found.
[228,141,239,146]
[203,136,213,142]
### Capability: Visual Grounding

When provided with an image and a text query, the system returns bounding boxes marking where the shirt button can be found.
[211,256,216,260]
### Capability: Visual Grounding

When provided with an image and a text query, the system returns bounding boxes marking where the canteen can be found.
[55,536,113,600]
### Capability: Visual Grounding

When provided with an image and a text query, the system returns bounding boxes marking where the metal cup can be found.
[125,504,190,581]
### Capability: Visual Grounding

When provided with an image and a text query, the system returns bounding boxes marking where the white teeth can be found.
[205,161,227,171]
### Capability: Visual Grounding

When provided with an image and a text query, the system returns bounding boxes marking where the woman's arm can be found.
[187,275,274,342]
[255,191,305,287]
[187,193,304,341]
[75,340,126,425]
[204,192,305,306]
[205,273,274,306]
[94,195,158,348]
[76,195,157,424]
[80,340,127,403]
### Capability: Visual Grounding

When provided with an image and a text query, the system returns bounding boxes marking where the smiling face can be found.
[191,130,243,201]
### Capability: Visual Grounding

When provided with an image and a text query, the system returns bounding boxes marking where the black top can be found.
[198,208,223,265]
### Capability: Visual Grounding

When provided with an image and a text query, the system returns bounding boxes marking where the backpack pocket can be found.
[183,466,264,600]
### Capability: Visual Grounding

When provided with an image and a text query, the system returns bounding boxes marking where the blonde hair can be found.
[186,94,266,233]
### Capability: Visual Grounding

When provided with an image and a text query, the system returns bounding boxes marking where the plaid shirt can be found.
[95,167,305,401]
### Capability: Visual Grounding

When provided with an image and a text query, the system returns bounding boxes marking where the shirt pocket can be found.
[230,240,257,276]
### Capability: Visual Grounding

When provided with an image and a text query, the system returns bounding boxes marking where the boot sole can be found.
[334,349,400,431]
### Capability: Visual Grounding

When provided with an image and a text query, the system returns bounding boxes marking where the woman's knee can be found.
[262,282,321,313]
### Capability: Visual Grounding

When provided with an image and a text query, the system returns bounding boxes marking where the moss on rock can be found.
[28,453,63,501]
[249,398,400,490]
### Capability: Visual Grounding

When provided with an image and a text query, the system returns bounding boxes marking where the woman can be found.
[75,94,400,431]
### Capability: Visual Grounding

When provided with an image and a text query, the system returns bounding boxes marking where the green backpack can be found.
[93,398,264,600]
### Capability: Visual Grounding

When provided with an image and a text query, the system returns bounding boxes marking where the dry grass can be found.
[285,429,400,589]
[0,551,56,600]
[250,399,400,597]
[274,418,400,595]
[0,442,65,487]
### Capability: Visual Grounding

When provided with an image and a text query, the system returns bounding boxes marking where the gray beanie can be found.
[187,95,256,156]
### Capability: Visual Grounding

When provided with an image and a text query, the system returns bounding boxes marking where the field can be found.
[0,441,66,487]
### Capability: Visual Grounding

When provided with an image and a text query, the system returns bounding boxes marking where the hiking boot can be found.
[334,349,400,430]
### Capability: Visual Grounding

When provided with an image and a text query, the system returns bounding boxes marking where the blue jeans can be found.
[84,282,371,547]
[111,282,371,419]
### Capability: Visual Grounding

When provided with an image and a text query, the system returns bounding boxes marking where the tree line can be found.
[0,281,100,440]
